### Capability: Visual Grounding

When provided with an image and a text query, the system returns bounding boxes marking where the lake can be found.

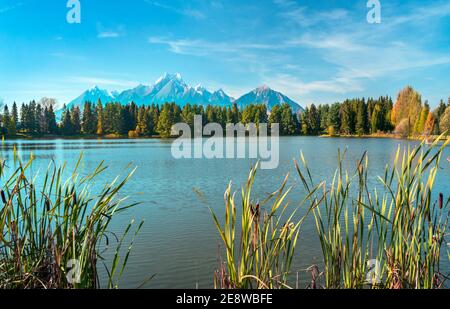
[1,137,449,288]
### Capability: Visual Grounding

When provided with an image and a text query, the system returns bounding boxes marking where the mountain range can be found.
[66,73,304,113]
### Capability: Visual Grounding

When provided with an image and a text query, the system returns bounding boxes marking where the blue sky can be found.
[0,0,449,108]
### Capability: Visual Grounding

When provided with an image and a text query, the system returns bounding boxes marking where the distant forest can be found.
[1,86,449,138]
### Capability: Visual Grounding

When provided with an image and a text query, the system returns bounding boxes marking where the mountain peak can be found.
[236,86,303,113]
[89,85,102,91]
[194,83,206,92]
[255,85,271,92]
[155,72,183,84]
[66,73,303,112]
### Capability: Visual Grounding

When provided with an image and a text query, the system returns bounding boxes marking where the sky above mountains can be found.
[0,0,449,108]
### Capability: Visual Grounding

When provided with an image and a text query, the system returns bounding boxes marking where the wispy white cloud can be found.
[390,1,450,25]
[97,24,125,39]
[98,31,120,38]
[149,37,279,56]
[145,0,206,19]
[273,0,348,27]
[264,73,364,97]
[287,34,366,52]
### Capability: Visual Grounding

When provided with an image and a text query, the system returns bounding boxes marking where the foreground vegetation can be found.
[212,135,449,289]
[211,165,302,289]
[0,135,448,289]
[0,152,142,289]
[2,86,449,138]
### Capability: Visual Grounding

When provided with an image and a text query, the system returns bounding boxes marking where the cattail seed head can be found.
[1,190,7,204]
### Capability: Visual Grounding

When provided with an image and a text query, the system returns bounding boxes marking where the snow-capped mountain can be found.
[66,73,235,108]
[65,73,303,112]
[235,85,304,113]
[115,84,153,106]
[67,86,116,108]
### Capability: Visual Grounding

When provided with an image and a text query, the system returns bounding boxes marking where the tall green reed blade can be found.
[296,134,449,289]
[211,162,303,289]
[0,154,142,289]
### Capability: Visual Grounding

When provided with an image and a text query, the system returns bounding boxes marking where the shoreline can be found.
[3,133,447,142]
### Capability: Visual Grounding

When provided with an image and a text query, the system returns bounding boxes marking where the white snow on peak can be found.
[154,72,184,85]
[255,85,270,92]
[66,73,302,111]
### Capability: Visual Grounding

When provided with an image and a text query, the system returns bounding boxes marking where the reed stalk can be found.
[0,151,142,289]
[296,135,449,289]
[211,163,303,289]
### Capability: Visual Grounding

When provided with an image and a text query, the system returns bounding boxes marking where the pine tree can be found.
[20,103,26,132]
[157,103,173,138]
[61,108,73,135]
[71,106,81,134]
[136,106,148,135]
[12,102,19,127]
[47,104,58,134]
[82,102,96,134]
[231,103,240,124]
[35,104,43,135]
[280,104,296,135]
[356,100,369,135]
[308,104,321,135]
[328,103,341,134]
[96,100,104,136]
[340,101,355,135]
[2,105,11,135]
[269,105,282,132]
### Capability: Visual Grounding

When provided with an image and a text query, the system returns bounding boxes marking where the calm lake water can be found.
[1,137,449,288]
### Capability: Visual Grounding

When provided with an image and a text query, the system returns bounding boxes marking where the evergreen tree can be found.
[47,104,58,134]
[61,108,73,135]
[136,106,148,135]
[157,103,174,138]
[181,104,194,131]
[356,100,369,135]
[340,101,355,135]
[12,102,19,127]
[328,103,341,134]
[20,103,26,132]
[280,104,296,135]
[36,104,44,135]
[96,100,104,136]
[71,106,81,134]
[269,105,282,132]
[307,104,321,135]
[82,102,96,134]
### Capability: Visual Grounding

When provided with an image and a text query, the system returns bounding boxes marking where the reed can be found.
[296,135,449,289]
[210,163,304,289]
[0,151,142,289]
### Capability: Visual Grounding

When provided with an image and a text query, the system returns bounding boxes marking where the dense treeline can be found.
[1,86,449,138]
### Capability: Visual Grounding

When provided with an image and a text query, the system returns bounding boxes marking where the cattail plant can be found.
[296,134,449,289]
[0,150,143,289]
[211,163,304,289]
